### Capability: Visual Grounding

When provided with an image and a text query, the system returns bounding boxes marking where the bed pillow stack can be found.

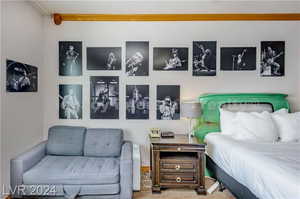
[272,112,300,142]
[220,108,300,142]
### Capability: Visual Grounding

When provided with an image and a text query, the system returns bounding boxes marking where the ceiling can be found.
[30,0,300,15]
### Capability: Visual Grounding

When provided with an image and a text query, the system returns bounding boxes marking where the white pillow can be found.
[232,111,279,142]
[219,108,237,135]
[273,108,289,115]
[272,112,300,142]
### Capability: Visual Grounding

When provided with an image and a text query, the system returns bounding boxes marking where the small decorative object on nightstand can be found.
[150,134,206,194]
[181,101,202,143]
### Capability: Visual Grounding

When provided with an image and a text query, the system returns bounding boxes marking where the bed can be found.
[194,93,300,199]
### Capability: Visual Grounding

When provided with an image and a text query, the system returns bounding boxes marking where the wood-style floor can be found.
[136,178,236,199]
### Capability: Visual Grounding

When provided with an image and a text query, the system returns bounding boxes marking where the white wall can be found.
[1,1,44,192]
[43,18,300,165]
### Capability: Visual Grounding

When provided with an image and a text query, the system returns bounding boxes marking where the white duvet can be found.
[205,133,300,199]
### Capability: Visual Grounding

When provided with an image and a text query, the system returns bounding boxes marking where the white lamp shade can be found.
[181,101,201,118]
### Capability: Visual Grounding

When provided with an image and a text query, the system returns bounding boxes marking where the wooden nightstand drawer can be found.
[158,144,202,152]
[160,160,196,172]
[160,173,196,184]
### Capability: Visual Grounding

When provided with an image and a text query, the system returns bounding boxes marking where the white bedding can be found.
[205,133,300,199]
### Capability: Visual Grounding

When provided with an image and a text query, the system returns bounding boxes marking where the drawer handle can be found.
[176,177,182,183]
[175,165,181,170]
[177,147,181,151]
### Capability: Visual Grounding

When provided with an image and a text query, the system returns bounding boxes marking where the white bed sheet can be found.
[205,133,300,199]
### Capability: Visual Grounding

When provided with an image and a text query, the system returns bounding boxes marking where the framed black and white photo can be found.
[261,41,285,77]
[59,41,82,76]
[87,47,121,70]
[126,85,149,119]
[90,76,119,119]
[59,84,82,119]
[6,59,38,92]
[126,41,149,76]
[221,47,256,71]
[156,85,180,120]
[153,48,188,71]
[193,41,216,76]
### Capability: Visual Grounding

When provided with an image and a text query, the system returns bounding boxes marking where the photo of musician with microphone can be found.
[59,41,82,76]
[220,47,256,71]
[193,41,216,76]
[156,85,180,120]
[87,47,121,70]
[153,47,188,71]
[59,84,82,119]
[126,85,149,119]
[126,41,149,76]
[261,41,285,77]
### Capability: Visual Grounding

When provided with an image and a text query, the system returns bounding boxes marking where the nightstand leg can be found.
[152,186,161,194]
[196,187,206,195]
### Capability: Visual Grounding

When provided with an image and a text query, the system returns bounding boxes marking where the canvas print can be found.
[153,48,188,71]
[193,41,217,76]
[6,59,38,92]
[59,84,82,119]
[126,85,149,119]
[59,41,82,76]
[87,47,122,70]
[221,47,256,71]
[126,41,149,76]
[156,85,180,120]
[260,41,285,77]
[90,76,119,119]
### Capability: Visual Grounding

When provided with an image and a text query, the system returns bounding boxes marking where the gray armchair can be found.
[10,126,133,199]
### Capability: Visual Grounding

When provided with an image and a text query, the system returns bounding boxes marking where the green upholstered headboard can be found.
[194,93,290,142]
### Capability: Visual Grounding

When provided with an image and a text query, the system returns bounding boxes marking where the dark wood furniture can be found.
[150,134,206,194]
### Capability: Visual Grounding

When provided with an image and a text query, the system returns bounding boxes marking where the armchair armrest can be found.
[10,141,47,197]
[120,141,133,199]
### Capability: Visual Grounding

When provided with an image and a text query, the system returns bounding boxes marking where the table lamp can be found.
[181,101,202,143]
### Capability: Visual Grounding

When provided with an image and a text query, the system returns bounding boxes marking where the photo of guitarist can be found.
[232,49,247,70]
[60,88,80,119]
[193,44,212,72]
[126,52,144,76]
[164,48,183,70]
[64,45,79,74]
[59,41,82,76]
[261,46,284,76]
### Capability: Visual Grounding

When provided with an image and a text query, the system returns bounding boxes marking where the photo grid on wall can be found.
[153,48,188,71]
[193,41,217,76]
[90,76,119,119]
[6,59,38,92]
[126,85,149,119]
[126,41,149,76]
[59,41,82,76]
[57,38,286,120]
[59,84,82,119]
[260,41,285,77]
[87,47,122,70]
[221,47,256,71]
[157,85,180,120]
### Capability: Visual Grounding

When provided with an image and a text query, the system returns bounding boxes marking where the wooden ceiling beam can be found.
[53,13,300,25]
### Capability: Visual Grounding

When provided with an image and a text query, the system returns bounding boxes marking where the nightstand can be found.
[150,134,206,194]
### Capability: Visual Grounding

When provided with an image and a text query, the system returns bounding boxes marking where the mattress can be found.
[205,133,300,199]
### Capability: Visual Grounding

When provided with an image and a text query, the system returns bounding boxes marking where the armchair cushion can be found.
[46,126,86,156]
[23,155,120,185]
[84,128,123,157]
